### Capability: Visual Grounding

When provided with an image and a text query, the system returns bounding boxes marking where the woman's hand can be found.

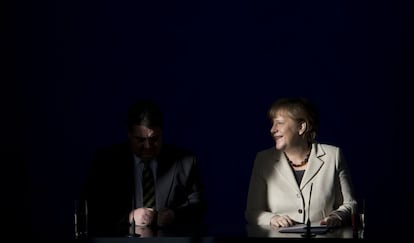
[320,214,342,228]
[270,215,295,228]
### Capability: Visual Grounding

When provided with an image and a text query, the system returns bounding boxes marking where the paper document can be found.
[278,224,329,234]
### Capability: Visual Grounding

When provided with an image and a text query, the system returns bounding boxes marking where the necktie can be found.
[142,161,155,208]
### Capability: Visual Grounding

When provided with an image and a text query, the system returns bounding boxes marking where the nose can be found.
[270,124,277,134]
[143,139,151,148]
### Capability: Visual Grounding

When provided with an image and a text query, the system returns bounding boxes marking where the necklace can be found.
[284,151,311,167]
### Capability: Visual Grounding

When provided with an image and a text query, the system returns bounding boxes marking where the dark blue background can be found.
[6,0,413,240]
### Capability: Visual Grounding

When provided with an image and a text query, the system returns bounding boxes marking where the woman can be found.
[245,97,355,228]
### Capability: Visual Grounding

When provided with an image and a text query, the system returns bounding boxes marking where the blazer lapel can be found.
[300,143,325,189]
[273,149,301,192]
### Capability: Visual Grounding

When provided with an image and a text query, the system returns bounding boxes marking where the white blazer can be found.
[245,143,355,225]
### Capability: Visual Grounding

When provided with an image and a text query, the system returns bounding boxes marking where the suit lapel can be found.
[300,143,325,189]
[155,156,175,210]
[273,149,301,192]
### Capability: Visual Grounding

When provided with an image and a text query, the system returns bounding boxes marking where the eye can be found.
[148,135,159,143]
[135,137,146,143]
[273,121,283,126]
[135,135,159,144]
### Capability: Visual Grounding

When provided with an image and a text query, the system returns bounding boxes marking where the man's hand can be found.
[130,207,156,226]
[157,208,175,226]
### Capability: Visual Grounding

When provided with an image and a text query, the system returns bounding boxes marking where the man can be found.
[83,99,207,237]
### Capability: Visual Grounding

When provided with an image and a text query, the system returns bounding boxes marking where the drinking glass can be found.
[74,199,88,239]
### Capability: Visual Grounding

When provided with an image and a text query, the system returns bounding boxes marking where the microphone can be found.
[302,183,315,238]
[128,194,140,237]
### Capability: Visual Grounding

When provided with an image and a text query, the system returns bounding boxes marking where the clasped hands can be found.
[270,214,342,228]
[129,207,175,227]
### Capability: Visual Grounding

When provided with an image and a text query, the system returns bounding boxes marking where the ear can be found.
[298,121,307,136]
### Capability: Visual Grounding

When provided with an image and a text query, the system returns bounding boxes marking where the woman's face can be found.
[270,110,302,151]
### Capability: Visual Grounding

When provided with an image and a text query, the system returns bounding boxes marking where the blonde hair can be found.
[268,97,319,144]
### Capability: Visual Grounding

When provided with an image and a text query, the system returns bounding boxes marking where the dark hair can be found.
[126,99,163,131]
[268,97,319,144]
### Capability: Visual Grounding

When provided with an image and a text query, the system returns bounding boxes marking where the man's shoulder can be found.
[90,141,132,171]
[160,144,196,159]
[93,141,130,155]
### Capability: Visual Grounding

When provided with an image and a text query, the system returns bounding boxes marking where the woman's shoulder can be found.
[317,143,340,151]
[255,147,281,162]
[314,143,343,158]
[257,146,277,155]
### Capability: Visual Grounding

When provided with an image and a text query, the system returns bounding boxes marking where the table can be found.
[82,224,364,242]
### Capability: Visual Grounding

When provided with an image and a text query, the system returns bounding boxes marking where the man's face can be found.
[128,125,162,161]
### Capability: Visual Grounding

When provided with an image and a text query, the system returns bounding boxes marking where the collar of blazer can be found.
[273,143,326,190]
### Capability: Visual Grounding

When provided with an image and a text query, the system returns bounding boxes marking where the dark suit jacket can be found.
[82,141,207,236]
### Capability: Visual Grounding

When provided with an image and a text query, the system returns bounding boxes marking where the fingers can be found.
[142,208,156,225]
[157,208,175,226]
[133,207,157,226]
[271,215,295,228]
[320,215,342,228]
